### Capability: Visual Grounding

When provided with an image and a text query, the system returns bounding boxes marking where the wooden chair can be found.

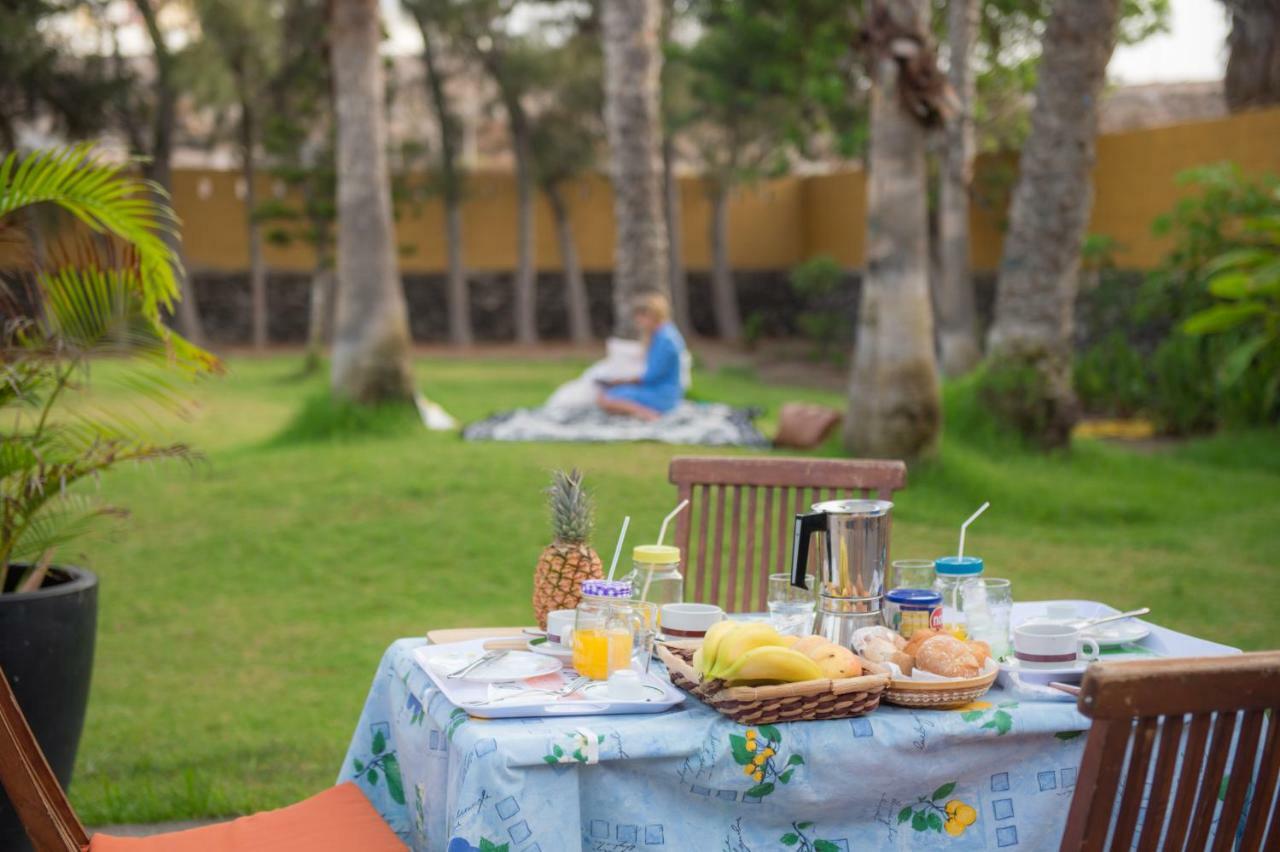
[0,665,407,852]
[668,455,907,612]
[1061,652,1280,851]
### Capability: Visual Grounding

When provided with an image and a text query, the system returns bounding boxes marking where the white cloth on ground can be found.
[544,337,692,411]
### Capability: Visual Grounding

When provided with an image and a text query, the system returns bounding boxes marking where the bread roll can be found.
[889,650,914,676]
[903,628,942,659]
[852,625,906,653]
[966,640,991,669]
[915,635,981,678]
[859,638,900,664]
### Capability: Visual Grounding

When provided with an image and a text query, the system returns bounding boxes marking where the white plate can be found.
[428,650,562,683]
[1082,620,1151,646]
[527,639,574,660]
[1019,615,1151,647]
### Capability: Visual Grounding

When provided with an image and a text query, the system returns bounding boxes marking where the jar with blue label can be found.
[884,588,943,640]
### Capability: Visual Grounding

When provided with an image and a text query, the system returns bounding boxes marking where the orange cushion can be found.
[90,782,406,852]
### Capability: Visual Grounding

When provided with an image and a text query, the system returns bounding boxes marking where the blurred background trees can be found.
[3,0,1275,445]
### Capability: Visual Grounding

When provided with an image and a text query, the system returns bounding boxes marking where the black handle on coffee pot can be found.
[791,511,826,590]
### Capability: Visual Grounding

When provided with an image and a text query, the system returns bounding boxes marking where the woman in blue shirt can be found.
[598,293,686,421]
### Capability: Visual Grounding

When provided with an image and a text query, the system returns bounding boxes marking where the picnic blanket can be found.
[463,402,769,447]
[464,338,766,446]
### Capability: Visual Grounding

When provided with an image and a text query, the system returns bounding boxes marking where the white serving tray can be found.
[414,639,686,720]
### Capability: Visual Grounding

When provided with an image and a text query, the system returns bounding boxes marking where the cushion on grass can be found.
[89,782,406,852]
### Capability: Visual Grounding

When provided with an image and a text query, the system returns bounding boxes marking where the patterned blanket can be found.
[462,402,769,447]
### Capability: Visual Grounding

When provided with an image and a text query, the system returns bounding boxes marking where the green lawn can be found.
[69,353,1280,824]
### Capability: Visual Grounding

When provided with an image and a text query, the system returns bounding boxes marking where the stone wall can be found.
[192,269,1161,354]
[185,269,878,344]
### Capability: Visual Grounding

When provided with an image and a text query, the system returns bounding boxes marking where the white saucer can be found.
[527,639,574,660]
[999,656,1094,682]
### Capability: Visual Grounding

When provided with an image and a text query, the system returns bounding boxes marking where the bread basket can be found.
[879,660,998,708]
[657,643,890,724]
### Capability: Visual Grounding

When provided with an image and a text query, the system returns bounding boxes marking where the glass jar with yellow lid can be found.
[622,545,684,616]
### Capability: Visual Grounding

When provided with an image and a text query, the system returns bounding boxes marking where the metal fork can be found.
[446,650,508,679]
[465,675,591,707]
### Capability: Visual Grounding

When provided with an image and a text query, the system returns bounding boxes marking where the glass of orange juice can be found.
[572,627,633,680]
[573,581,657,680]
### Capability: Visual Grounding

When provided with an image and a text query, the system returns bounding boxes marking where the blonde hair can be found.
[632,292,671,323]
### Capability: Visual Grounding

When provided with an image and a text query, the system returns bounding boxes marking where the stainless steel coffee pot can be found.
[791,499,893,647]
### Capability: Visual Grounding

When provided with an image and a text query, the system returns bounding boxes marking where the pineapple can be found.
[532,469,603,628]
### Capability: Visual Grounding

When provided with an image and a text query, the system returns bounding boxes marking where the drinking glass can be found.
[573,599,658,680]
[961,577,1012,659]
[630,601,659,674]
[889,559,936,591]
[768,572,816,636]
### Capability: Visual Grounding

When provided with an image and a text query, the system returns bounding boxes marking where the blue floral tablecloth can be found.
[339,638,1092,851]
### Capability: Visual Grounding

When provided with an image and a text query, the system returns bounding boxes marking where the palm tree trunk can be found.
[444,201,471,346]
[241,98,268,350]
[986,0,1120,447]
[603,0,670,339]
[1223,0,1280,111]
[328,0,416,403]
[936,0,980,377]
[411,7,472,346]
[304,266,333,374]
[136,0,204,345]
[663,135,691,335]
[844,0,942,461]
[707,180,741,342]
[546,182,592,344]
[510,119,537,344]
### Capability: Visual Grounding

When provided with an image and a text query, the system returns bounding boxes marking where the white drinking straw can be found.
[606,516,631,581]
[642,500,692,602]
[657,499,690,547]
[958,501,991,559]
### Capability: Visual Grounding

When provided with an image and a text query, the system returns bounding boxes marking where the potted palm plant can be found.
[0,145,218,848]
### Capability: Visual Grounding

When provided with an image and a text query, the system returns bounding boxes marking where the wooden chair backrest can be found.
[1061,651,1280,851]
[668,456,907,612]
[0,664,88,852]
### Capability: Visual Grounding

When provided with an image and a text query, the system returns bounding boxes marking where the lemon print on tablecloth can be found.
[944,799,978,837]
[730,725,804,798]
[954,700,1018,735]
[898,782,977,838]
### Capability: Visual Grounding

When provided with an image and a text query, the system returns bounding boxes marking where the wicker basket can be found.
[880,663,998,708]
[656,644,890,724]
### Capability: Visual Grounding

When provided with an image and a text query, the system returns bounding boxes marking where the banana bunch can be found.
[690,622,862,685]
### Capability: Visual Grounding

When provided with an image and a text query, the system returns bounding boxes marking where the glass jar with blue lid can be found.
[933,556,984,638]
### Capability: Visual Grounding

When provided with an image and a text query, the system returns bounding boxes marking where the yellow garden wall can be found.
[173,106,1280,276]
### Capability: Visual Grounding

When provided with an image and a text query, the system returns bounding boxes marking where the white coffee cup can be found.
[1013,622,1100,669]
[545,609,576,647]
[659,603,726,639]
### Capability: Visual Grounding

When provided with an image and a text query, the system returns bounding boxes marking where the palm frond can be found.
[0,144,218,580]
[0,143,181,320]
[8,493,122,566]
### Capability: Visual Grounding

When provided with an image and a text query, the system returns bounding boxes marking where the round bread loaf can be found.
[915,634,981,678]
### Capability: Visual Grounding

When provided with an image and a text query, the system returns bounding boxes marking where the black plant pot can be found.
[0,564,98,852]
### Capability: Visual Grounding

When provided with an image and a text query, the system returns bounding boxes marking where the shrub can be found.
[1073,332,1148,417]
[788,255,849,363]
[1073,165,1280,434]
